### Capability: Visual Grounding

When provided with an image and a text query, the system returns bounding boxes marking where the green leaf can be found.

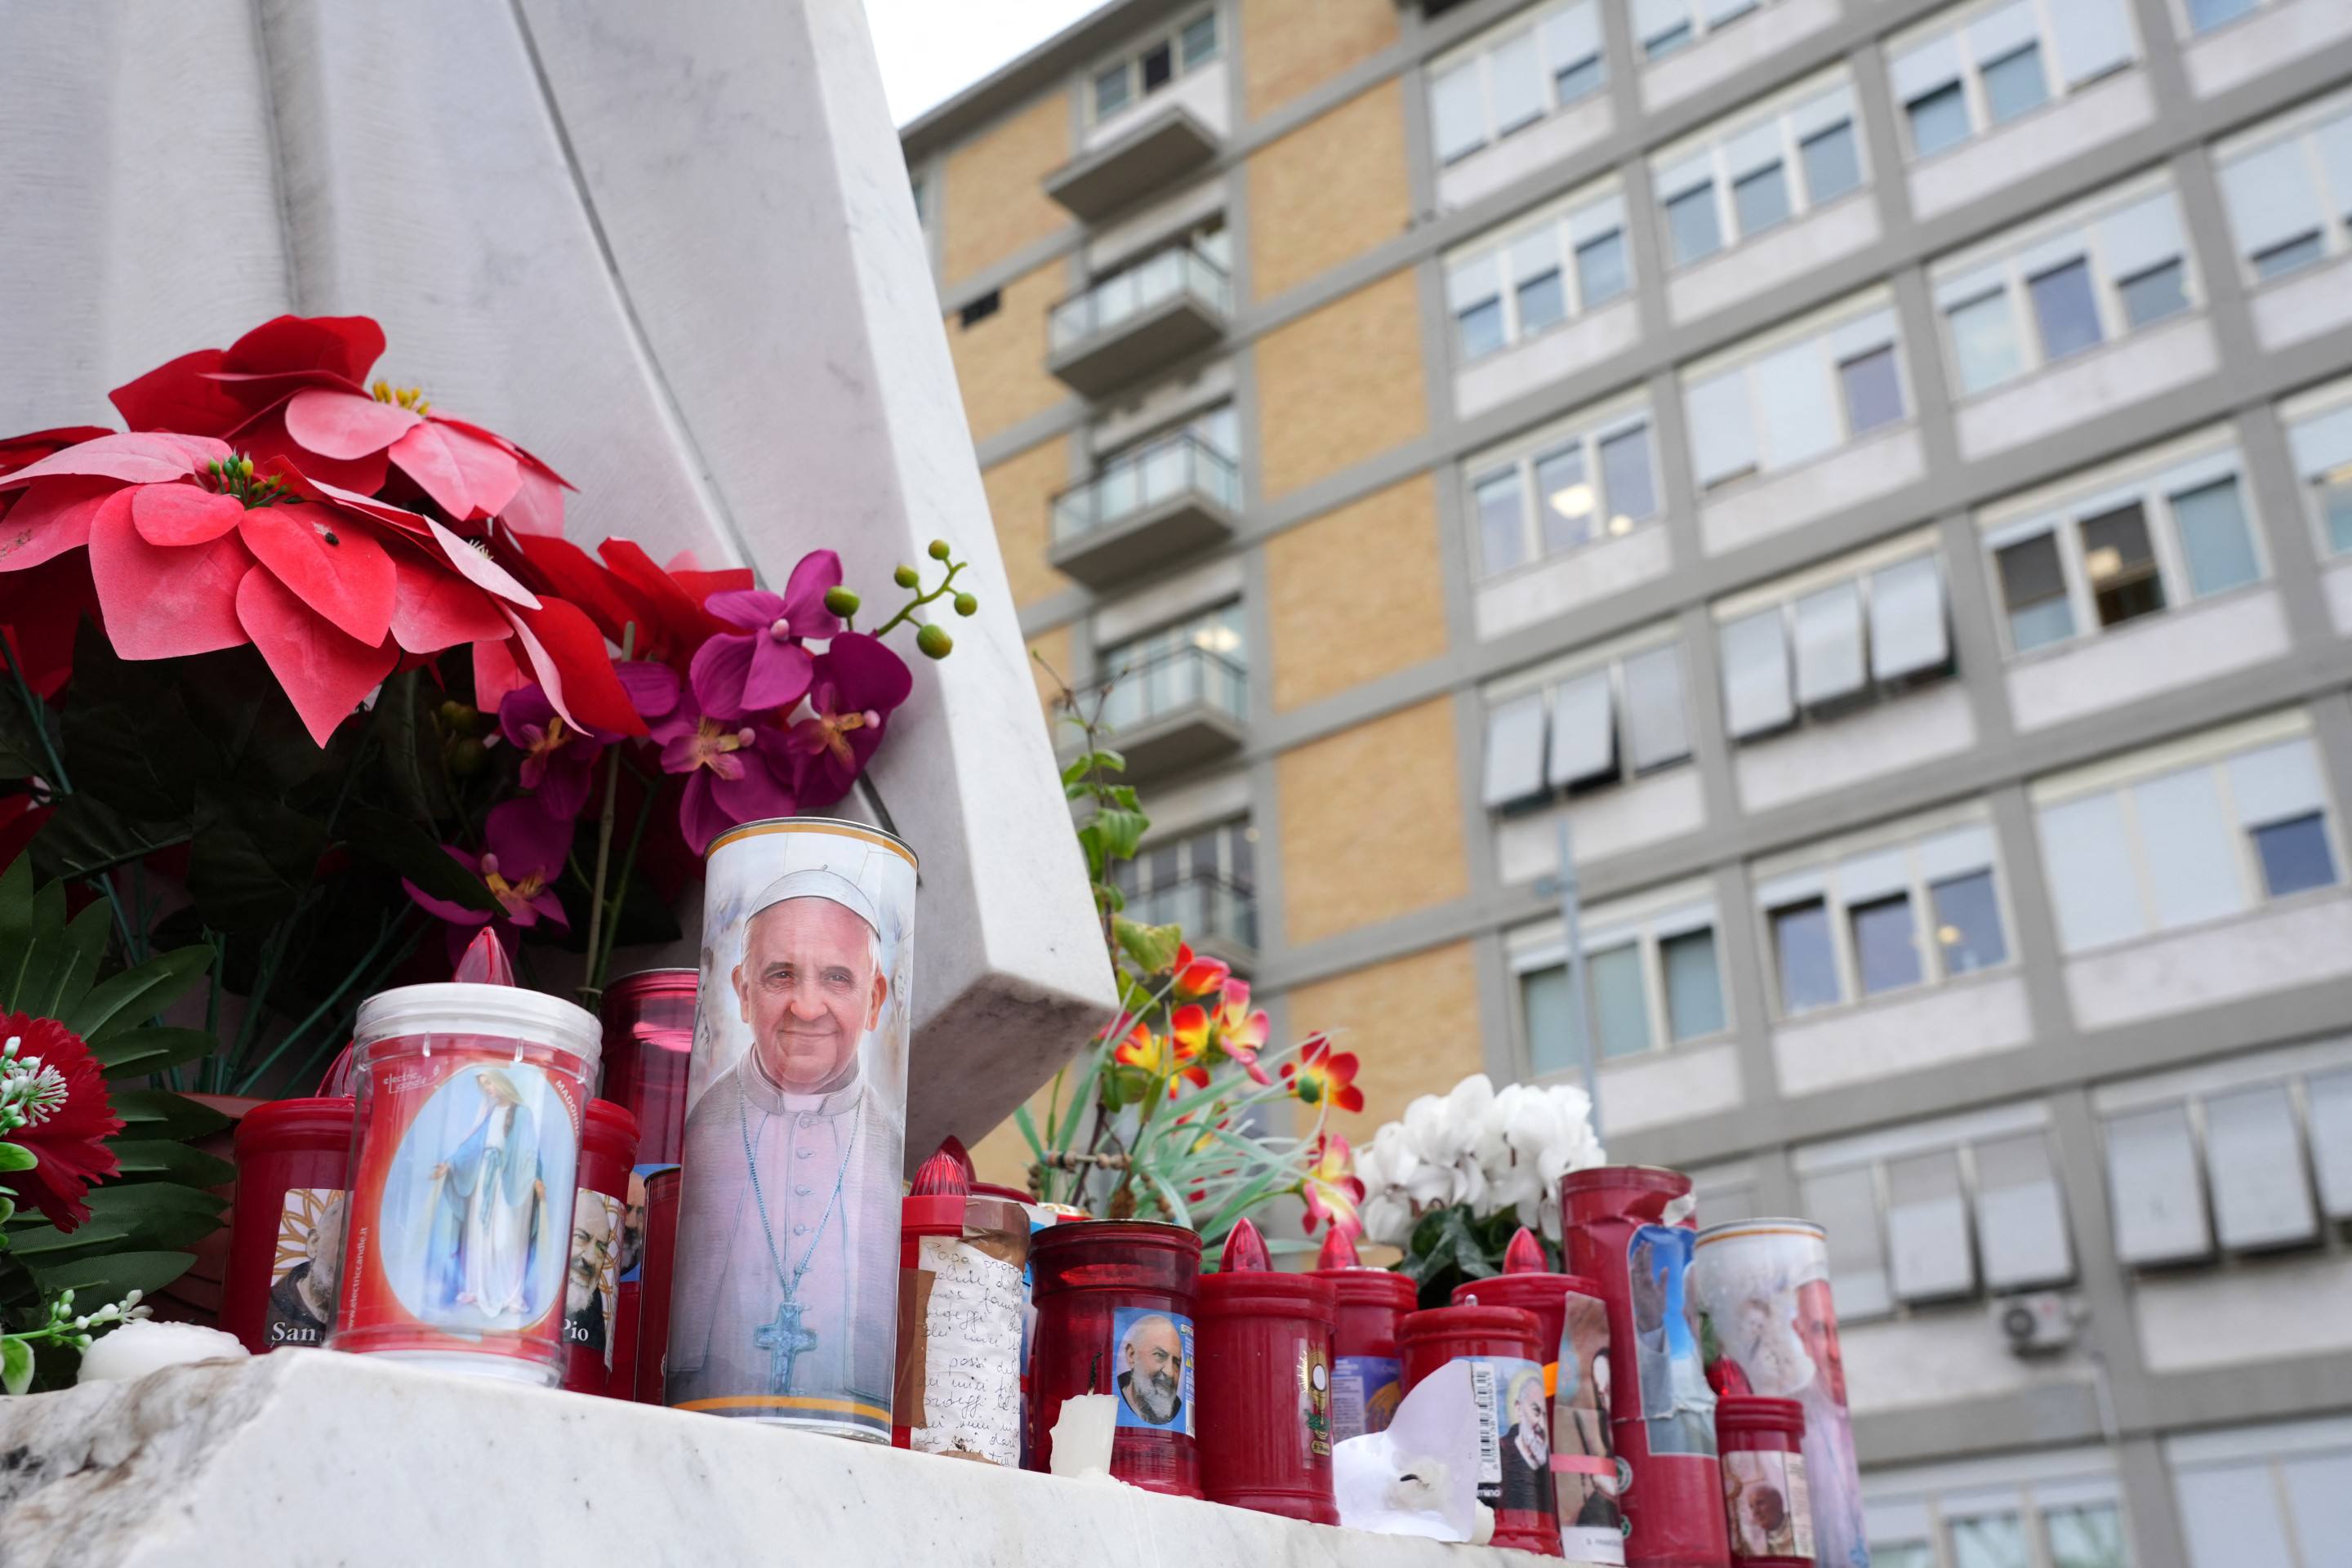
[173,645,328,800]
[185,793,327,933]
[0,1143,34,1172]
[107,1089,234,1142]
[81,1181,225,1224]
[2,1219,136,1257]
[26,1249,195,1305]
[1112,917,1184,978]
[63,946,213,1041]
[0,856,33,942]
[1089,748,1127,774]
[1090,808,1147,863]
[2,1337,32,1396]
[0,662,51,782]
[60,621,203,820]
[91,1026,218,1080]
[0,898,115,1021]
[371,670,456,823]
[105,1140,235,1188]
[32,793,189,884]
[0,1193,14,1225]
[341,804,495,913]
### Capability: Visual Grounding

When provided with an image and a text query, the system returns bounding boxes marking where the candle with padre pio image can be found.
[665,817,916,1441]
[596,969,697,1404]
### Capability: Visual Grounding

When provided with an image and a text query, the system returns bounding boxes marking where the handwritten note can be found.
[911,1234,1024,1466]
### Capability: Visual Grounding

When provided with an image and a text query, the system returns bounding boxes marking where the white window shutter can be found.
[2097,192,2185,283]
[1623,645,1690,772]
[1548,669,1618,788]
[2039,791,2145,951]
[1721,610,1793,738]
[1481,693,1549,808]
[2048,0,2137,87]
[2227,738,2328,829]
[1887,1151,1976,1301]
[1686,370,1759,488]
[1976,1133,2074,1290]
[2105,1105,2211,1264]
[2288,406,2352,481]
[2308,1070,2352,1220]
[2205,1085,2318,1250]
[2133,768,2247,931]
[2220,140,2323,259]
[1869,555,1949,681]
[1794,581,1867,706]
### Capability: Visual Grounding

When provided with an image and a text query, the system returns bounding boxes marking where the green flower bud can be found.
[915,623,954,660]
[448,737,488,776]
[952,593,978,617]
[822,586,862,617]
[927,538,952,561]
[437,699,468,728]
[893,564,920,590]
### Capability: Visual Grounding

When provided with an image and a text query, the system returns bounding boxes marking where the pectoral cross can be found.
[756,1298,818,1395]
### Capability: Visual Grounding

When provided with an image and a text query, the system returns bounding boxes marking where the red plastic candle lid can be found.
[232,1096,355,1156]
[1717,1396,1806,1441]
[1400,1303,1540,1343]
[583,1098,639,1163]
[1560,1164,1691,1199]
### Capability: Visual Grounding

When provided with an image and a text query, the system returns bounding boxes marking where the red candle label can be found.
[265,1187,346,1348]
[1468,1356,1561,1526]
[336,1052,584,1367]
[1725,1450,1813,1561]
[566,1189,621,1372]
[1332,1355,1402,1441]
[1301,1343,1333,1458]
[1111,1306,1195,1437]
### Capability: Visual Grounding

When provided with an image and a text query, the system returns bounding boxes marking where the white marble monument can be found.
[0,0,1116,1162]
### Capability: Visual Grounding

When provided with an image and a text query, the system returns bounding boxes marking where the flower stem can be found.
[234,912,410,1096]
[576,626,635,1014]
[0,635,141,961]
[871,561,964,637]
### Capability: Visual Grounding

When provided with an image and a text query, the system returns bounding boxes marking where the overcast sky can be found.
[866,0,1103,126]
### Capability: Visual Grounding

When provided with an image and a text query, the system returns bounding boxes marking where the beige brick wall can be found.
[978,434,1072,610]
[940,91,1072,287]
[1248,81,1411,302]
[1285,939,1483,1149]
[947,263,1069,447]
[1276,696,1468,947]
[1267,473,1446,714]
[1240,0,1398,122]
[1254,269,1428,502]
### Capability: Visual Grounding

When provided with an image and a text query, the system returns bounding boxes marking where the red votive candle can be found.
[597,969,694,1405]
[562,1100,639,1395]
[1312,1227,1418,1445]
[1196,1221,1339,1524]
[1717,1397,1813,1566]
[1401,1303,1563,1558]
[1028,1219,1202,1497]
[222,1097,356,1354]
[1565,1165,1731,1568]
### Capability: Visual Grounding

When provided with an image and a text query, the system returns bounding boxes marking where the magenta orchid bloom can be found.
[403,799,573,963]
[790,631,913,809]
[687,550,843,719]
[652,680,800,855]
[498,662,680,821]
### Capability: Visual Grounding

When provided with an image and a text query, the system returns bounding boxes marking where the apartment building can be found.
[901,2,2352,1563]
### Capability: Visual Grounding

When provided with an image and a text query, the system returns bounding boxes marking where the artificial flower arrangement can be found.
[0,314,966,1386]
[1013,669,1365,1253]
[1352,1071,1608,1307]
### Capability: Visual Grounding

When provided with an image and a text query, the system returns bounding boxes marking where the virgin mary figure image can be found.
[423,1067,550,1325]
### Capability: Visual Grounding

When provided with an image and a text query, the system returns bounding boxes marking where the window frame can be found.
[2282,375,2352,562]
[1980,437,2268,657]
[1479,631,1695,808]
[2212,91,2352,286]
[1463,398,1661,583]
[1753,812,2015,1020]
[1507,885,1732,1077]
[1715,536,1954,742]
[1446,182,1633,363]
[1683,293,1914,492]
[1085,6,1222,126]
[1634,0,1787,64]
[1428,0,1607,167]
[1649,71,1871,274]
[1886,0,2141,163]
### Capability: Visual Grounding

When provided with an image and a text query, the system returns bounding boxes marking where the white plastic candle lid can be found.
[354,982,603,1067]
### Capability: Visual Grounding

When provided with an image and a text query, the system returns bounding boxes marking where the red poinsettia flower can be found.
[1300,1133,1365,1239]
[1,1013,122,1232]
[1282,1035,1364,1115]
[788,632,913,809]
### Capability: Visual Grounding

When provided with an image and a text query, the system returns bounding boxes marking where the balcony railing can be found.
[1049,243,1232,354]
[1053,434,1240,545]
[1098,643,1247,734]
[1125,873,1258,955]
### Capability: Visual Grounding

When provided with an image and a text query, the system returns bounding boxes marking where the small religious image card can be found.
[1111,1305,1195,1437]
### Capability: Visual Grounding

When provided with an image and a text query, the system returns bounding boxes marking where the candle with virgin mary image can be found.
[664,817,916,1441]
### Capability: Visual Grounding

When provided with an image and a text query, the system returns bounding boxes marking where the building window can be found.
[1650,73,1868,273]
[1446,184,1631,362]
[1718,541,1952,740]
[1886,0,2138,161]
[2034,719,2341,955]
[2172,1418,2352,1568]
[1932,179,2196,398]
[1633,0,1780,62]
[1868,1457,2133,1568]
[1112,818,1258,953]
[1982,438,2264,654]
[1480,638,1692,810]
[2096,1042,2352,1267]
[1088,8,1219,123]
[1429,1,1605,166]
[2215,91,2352,284]
[1095,601,1246,731]
[1797,1102,2074,1320]
[1464,401,1660,582]
[1683,293,1909,490]
[1510,885,1728,1076]
[1753,814,2010,1018]
[2183,0,2260,33]
[2284,377,2352,559]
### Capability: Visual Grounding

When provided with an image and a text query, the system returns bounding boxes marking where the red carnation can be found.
[1,1013,122,1231]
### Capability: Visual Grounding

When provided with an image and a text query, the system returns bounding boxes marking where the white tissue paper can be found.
[1332,1361,1490,1542]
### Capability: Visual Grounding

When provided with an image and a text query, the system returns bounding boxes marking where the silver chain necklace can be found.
[739,1085,862,1312]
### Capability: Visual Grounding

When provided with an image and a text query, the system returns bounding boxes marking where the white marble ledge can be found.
[0,1353,1598,1568]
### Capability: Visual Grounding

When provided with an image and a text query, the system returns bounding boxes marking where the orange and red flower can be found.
[1114,1016,1209,1096]
[1169,942,1230,1002]
[1300,1133,1365,1239]
[1282,1034,1364,1114]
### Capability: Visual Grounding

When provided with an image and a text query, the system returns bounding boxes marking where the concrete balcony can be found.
[1085,644,1248,785]
[1049,434,1239,589]
[1044,105,1219,223]
[1047,244,1230,400]
[1126,871,1258,971]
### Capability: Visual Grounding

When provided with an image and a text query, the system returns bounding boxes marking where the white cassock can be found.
[666,1050,901,1433]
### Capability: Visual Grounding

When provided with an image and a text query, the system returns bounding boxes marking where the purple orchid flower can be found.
[652,677,801,855]
[789,632,913,808]
[688,550,843,719]
[498,664,683,822]
[403,800,574,964]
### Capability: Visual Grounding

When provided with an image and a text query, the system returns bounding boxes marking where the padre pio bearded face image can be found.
[1120,1314,1185,1426]
[732,896,889,1094]
[569,1201,614,1316]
